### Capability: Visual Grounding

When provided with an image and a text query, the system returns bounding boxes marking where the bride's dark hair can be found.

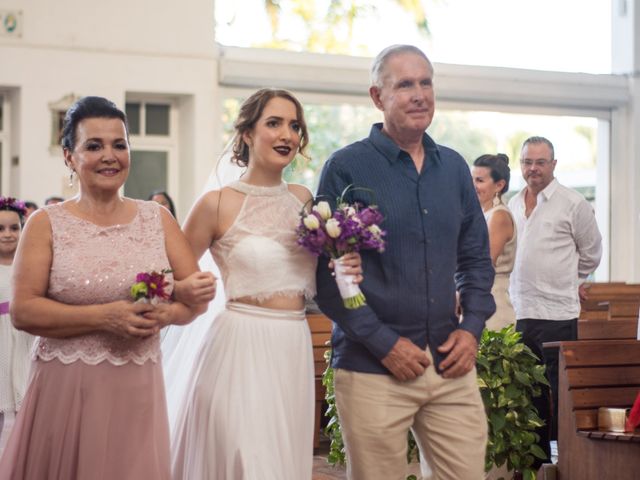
[230,88,310,167]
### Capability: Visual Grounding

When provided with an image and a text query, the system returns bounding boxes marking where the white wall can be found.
[0,0,219,215]
[0,0,214,57]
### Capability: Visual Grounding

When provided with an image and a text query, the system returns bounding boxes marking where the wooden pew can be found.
[557,339,640,480]
[307,313,332,450]
[578,317,638,340]
[580,283,640,314]
[606,301,640,319]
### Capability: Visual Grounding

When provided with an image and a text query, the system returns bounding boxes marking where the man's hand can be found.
[437,329,478,379]
[381,337,431,381]
[578,283,590,302]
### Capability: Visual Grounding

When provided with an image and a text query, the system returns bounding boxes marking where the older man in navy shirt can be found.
[315,45,495,480]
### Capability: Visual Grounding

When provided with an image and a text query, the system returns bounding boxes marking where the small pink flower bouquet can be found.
[297,187,386,309]
[130,269,172,305]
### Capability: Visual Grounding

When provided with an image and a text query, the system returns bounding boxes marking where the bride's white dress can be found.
[170,181,317,480]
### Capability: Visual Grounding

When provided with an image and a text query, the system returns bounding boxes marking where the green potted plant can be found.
[322,325,548,480]
[477,325,549,480]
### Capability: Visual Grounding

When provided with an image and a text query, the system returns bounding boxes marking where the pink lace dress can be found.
[170,181,317,480]
[0,200,172,480]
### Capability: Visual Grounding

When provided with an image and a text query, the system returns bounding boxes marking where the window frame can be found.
[124,95,179,205]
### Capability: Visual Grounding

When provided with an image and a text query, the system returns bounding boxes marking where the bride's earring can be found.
[492,192,501,207]
[69,170,75,187]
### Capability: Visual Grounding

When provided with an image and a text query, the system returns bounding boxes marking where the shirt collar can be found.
[539,178,559,200]
[368,123,442,166]
[515,177,559,202]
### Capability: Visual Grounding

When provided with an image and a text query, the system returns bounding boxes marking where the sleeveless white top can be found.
[211,181,317,302]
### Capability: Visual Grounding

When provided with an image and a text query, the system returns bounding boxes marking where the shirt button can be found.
[422,208,428,214]
[429,298,435,304]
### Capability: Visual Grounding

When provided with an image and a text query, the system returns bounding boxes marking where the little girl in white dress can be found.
[0,198,34,453]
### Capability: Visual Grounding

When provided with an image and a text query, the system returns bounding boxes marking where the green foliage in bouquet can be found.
[322,325,549,480]
[477,325,549,480]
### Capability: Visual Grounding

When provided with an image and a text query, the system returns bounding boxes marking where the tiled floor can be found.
[312,454,346,480]
[312,436,422,479]
[312,438,346,480]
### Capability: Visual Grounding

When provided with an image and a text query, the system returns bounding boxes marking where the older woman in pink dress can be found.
[0,96,210,479]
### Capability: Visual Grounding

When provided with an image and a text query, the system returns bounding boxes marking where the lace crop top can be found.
[35,200,172,366]
[211,181,317,302]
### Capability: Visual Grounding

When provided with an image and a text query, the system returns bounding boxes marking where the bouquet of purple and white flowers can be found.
[297,187,386,309]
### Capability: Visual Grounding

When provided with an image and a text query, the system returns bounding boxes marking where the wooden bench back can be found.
[307,313,332,377]
[306,313,333,449]
[558,339,640,480]
[560,340,640,429]
[581,282,640,314]
[578,318,638,340]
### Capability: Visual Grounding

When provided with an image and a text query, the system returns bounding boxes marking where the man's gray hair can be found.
[370,44,433,87]
[521,136,555,160]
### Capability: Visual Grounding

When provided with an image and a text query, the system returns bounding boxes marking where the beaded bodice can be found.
[211,181,317,302]
[36,200,172,366]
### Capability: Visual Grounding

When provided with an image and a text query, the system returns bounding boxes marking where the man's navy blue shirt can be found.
[315,123,496,374]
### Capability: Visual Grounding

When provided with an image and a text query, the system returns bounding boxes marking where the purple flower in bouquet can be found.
[296,186,386,308]
[358,206,384,227]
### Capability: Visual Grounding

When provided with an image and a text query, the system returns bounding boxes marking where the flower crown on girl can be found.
[0,196,27,217]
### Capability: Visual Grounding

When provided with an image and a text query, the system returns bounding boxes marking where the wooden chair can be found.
[557,339,640,480]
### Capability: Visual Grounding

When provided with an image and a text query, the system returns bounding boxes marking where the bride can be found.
[169,88,362,479]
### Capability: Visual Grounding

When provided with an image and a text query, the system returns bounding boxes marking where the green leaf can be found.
[490,411,506,432]
[514,370,532,386]
[530,444,548,460]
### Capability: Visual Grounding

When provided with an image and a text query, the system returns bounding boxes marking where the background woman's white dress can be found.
[0,264,34,452]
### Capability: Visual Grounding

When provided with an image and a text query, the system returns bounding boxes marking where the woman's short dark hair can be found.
[230,88,309,168]
[61,96,128,151]
[473,153,511,195]
[147,190,176,218]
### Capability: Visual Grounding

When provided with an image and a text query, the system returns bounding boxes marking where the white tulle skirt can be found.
[170,302,315,480]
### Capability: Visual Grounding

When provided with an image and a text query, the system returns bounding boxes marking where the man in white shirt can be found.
[509,136,602,440]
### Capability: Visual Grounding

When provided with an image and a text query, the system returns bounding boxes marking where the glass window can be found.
[430,111,599,201]
[126,102,141,135]
[215,0,611,73]
[125,150,168,199]
[222,96,600,200]
[145,104,170,136]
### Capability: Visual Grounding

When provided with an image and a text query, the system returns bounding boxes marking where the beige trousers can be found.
[334,354,487,480]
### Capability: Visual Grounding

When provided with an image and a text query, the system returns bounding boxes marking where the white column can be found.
[610,0,640,281]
